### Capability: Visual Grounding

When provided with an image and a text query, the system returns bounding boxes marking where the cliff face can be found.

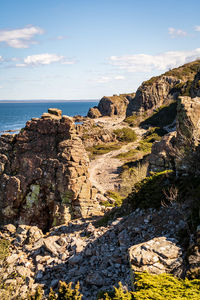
[87,93,135,118]
[126,76,179,115]
[88,60,200,119]
[0,109,100,231]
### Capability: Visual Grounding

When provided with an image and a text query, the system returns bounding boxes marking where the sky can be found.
[1,0,200,100]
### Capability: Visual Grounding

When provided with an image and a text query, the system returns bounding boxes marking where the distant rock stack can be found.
[0,108,101,231]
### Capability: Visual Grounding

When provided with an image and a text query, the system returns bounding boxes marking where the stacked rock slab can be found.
[0,108,100,231]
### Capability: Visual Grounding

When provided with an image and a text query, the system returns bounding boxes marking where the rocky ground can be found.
[0,203,188,299]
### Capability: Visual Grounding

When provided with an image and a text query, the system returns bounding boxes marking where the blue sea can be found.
[0,101,98,134]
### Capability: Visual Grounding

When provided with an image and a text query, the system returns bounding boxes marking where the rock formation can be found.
[0,108,101,231]
[87,93,135,118]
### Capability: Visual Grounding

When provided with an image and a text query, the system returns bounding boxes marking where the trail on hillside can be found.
[89,121,146,194]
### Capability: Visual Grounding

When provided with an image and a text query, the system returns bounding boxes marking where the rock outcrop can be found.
[148,96,200,175]
[76,119,116,148]
[87,93,135,118]
[129,237,183,276]
[0,109,101,231]
[126,76,180,115]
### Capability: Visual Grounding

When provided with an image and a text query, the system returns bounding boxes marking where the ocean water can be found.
[0,101,98,133]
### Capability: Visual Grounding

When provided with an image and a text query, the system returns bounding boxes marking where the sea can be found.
[0,101,98,134]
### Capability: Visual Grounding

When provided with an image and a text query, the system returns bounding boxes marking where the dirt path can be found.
[89,122,146,194]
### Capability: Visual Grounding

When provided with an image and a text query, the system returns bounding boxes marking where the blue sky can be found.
[1,0,200,100]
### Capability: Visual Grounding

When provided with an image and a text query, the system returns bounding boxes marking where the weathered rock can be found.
[77,119,116,148]
[88,94,135,118]
[0,109,101,231]
[129,237,183,276]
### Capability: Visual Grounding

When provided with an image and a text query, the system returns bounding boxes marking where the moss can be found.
[113,128,137,142]
[25,184,40,208]
[61,191,74,204]
[0,239,10,261]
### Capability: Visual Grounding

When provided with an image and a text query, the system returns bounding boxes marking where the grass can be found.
[86,143,121,159]
[105,190,124,207]
[115,149,143,162]
[140,102,177,128]
[0,239,10,261]
[113,127,137,142]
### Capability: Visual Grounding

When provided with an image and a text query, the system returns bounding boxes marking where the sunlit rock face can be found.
[0,108,100,231]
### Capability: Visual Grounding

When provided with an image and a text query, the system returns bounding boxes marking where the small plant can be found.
[113,128,137,143]
[105,190,124,207]
[98,282,133,299]
[48,281,82,300]
[0,238,10,261]
[87,143,121,158]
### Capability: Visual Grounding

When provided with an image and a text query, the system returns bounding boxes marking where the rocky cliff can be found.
[88,60,200,119]
[0,109,101,231]
[87,93,135,118]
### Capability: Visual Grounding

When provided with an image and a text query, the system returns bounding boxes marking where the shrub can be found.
[113,128,137,142]
[133,272,200,300]
[126,170,174,209]
[48,281,82,300]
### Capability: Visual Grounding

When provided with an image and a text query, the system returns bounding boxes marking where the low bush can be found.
[113,128,137,143]
[133,272,200,300]
[87,143,121,158]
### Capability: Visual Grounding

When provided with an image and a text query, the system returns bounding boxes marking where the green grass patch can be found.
[105,190,124,207]
[115,149,142,162]
[0,239,10,261]
[87,143,121,158]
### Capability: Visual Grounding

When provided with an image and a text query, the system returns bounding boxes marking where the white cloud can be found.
[109,48,200,73]
[57,35,67,40]
[0,85,3,89]
[168,27,187,38]
[96,76,111,83]
[94,75,125,83]
[114,75,125,80]
[194,25,200,32]
[0,26,44,48]
[16,53,75,67]
[0,56,3,62]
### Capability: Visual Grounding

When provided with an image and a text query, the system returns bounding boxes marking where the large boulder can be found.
[129,237,183,277]
[87,94,135,118]
[0,109,101,231]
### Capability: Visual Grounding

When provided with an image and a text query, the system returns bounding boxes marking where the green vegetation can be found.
[164,60,200,80]
[0,239,10,261]
[48,281,82,299]
[140,102,177,128]
[127,170,174,209]
[98,273,200,299]
[87,143,121,158]
[113,128,137,142]
[124,115,139,127]
[115,149,142,162]
[105,191,124,207]
[133,272,200,300]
